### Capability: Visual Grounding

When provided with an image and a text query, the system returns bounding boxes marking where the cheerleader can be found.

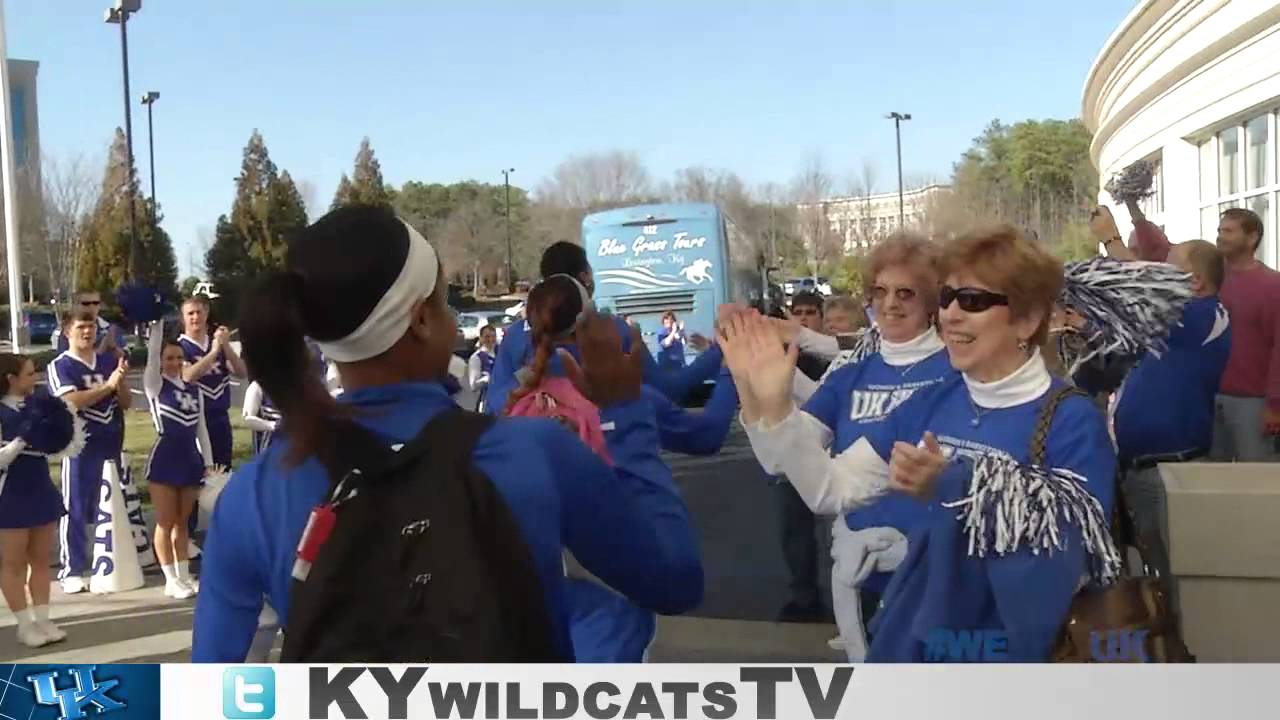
[143,320,212,599]
[468,325,497,412]
[0,354,81,647]
[178,295,246,468]
[48,310,130,593]
[242,383,280,455]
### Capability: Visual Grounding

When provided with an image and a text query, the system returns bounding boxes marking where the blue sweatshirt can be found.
[1112,295,1230,467]
[802,347,955,593]
[567,366,739,662]
[649,365,739,456]
[190,381,703,662]
[861,375,1116,662]
[486,316,723,417]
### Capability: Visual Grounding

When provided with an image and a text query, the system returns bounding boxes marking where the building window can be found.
[1246,114,1271,190]
[1198,110,1280,267]
[1139,156,1165,217]
[1219,126,1240,196]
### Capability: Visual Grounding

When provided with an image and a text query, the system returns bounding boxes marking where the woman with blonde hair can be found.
[728,225,1120,662]
[771,232,957,660]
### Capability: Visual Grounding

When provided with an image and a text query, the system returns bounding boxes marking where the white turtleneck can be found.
[746,346,1052,516]
[880,327,946,366]
[791,327,944,404]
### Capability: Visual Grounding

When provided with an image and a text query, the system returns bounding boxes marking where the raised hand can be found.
[768,311,802,345]
[560,315,644,408]
[213,326,231,348]
[742,313,798,424]
[889,432,946,499]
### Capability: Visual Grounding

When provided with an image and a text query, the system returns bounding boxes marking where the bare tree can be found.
[845,157,880,251]
[790,154,836,276]
[39,154,99,303]
[535,151,652,210]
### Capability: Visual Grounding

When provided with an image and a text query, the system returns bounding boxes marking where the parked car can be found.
[24,310,58,345]
[458,310,509,343]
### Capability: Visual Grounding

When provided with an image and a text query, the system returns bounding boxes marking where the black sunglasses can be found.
[870,285,917,302]
[80,300,101,306]
[940,285,1009,313]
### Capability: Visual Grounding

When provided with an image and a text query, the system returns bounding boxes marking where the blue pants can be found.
[59,433,122,579]
[206,410,233,467]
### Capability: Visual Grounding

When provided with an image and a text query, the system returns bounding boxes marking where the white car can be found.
[458,311,509,342]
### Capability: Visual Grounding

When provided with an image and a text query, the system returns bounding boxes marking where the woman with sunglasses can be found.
[729,226,1118,662]
[768,233,956,661]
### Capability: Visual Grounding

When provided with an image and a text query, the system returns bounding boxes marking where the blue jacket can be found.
[191,381,703,662]
[486,316,723,416]
[650,365,739,456]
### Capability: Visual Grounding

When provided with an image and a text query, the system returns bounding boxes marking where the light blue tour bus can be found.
[582,203,777,378]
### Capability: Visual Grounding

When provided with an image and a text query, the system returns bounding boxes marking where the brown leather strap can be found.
[1029,385,1086,466]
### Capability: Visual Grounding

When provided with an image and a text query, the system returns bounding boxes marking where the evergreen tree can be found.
[76,128,178,305]
[331,138,391,210]
[330,174,353,211]
[206,130,308,322]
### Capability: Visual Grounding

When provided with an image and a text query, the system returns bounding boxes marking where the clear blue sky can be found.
[7,0,1133,276]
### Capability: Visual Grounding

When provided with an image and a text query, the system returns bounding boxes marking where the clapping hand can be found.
[213,326,231,348]
[108,356,129,390]
[719,311,797,424]
[889,432,946,499]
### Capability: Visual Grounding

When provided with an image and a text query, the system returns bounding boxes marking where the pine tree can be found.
[331,138,391,210]
[206,130,308,322]
[76,128,178,305]
[330,174,353,211]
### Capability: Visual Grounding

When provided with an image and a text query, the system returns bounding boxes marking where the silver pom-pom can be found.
[1058,256,1194,375]
[943,453,1122,585]
[198,466,232,515]
[1104,159,1155,204]
[830,325,881,371]
[48,398,88,464]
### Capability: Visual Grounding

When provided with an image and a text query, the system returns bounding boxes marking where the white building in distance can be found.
[797,184,952,253]
[1084,0,1280,269]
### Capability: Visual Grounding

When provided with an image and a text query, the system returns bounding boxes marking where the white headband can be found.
[317,220,439,363]
[544,274,593,339]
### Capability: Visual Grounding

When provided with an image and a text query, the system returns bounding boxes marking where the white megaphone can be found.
[89,458,145,594]
[117,453,157,569]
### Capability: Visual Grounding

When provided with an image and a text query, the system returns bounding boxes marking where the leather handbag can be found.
[1034,386,1194,663]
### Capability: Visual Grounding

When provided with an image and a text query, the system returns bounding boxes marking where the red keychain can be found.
[292,504,337,582]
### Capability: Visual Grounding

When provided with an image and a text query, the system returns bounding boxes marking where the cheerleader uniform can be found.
[48,350,124,584]
[178,333,233,467]
[0,396,66,529]
[468,347,495,412]
[241,382,280,455]
[146,323,213,486]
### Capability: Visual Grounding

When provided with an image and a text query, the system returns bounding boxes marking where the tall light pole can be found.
[887,111,911,229]
[141,91,159,236]
[502,168,515,293]
[105,1,142,281]
[0,2,26,350]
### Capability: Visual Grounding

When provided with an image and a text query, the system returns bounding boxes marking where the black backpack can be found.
[279,408,563,662]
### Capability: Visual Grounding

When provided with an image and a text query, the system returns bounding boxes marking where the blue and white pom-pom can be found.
[16,394,87,462]
[943,454,1123,585]
[1104,159,1156,205]
[828,325,881,374]
[1058,256,1194,374]
[116,283,171,323]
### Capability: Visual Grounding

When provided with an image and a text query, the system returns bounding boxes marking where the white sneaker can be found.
[60,576,87,594]
[36,620,67,643]
[16,623,51,648]
[187,540,201,559]
[177,577,199,595]
[164,580,195,600]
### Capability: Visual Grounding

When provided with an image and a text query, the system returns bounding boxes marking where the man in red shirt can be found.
[1212,208,1280,461]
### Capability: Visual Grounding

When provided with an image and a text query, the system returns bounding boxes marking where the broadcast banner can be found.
[1,663,1272,719]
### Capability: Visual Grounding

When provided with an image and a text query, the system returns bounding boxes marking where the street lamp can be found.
[141,91,159,235]
[886,111,911,229]
[105,0,142,281]
[502,168,515,292]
